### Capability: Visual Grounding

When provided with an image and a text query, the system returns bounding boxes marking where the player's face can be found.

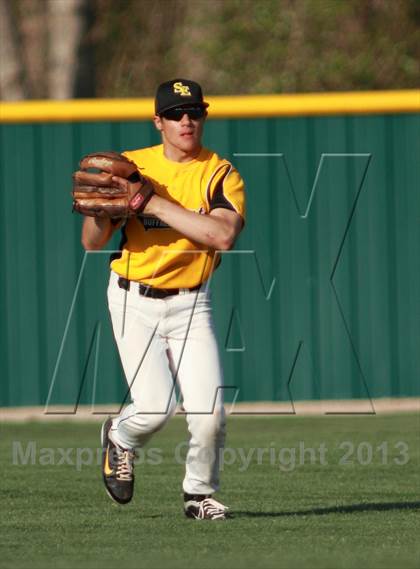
[154,106,207,160]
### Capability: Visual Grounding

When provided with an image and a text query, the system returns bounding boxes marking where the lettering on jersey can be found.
[140,215,170,231]
[173,82,191,97]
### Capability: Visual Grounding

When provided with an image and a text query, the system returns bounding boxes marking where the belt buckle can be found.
[139,283,152,297]
[138,283,169,299]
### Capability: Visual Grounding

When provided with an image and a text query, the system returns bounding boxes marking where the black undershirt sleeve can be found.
[209,170,236,212]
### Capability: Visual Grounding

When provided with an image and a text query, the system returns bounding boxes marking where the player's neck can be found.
[162,143,202,163]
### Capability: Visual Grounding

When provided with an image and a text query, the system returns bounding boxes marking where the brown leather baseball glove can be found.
[72,151,154,218]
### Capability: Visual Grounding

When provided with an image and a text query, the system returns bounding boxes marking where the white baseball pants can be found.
[107,270,226,495]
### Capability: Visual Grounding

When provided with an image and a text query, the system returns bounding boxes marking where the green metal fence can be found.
[0,113,419,407]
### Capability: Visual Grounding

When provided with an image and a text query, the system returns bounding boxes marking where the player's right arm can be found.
[81,216,116,250]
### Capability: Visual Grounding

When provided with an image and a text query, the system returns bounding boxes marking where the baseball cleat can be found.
[101,417,135,505]
[184,494,230,520]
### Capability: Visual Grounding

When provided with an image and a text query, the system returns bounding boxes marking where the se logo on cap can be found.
[173,82,192,96]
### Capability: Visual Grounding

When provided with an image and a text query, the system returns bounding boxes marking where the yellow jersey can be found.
[110,144,246,288]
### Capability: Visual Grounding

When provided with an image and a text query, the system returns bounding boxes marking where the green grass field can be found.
[1,414,419,569]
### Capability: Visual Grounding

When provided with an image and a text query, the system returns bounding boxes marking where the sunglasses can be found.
[160,106,206,121]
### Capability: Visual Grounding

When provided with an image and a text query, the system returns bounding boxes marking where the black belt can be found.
[117,277,202,299]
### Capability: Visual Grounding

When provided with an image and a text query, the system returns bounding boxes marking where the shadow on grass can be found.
[235,501,420,518]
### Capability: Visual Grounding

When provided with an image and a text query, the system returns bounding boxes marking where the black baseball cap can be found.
[155,78,209,115]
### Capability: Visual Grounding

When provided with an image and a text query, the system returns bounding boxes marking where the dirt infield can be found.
[1,398,418,422]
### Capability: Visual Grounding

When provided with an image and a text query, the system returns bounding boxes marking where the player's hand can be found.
[111,175,141,199]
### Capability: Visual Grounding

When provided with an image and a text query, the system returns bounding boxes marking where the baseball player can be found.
[81,79,246,520]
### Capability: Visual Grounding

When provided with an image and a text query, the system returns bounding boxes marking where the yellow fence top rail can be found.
[0,90,418,123]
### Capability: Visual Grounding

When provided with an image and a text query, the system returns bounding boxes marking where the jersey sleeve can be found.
[206,163,246,222]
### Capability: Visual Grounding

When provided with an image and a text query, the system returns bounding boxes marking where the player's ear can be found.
[153,115,163,132]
